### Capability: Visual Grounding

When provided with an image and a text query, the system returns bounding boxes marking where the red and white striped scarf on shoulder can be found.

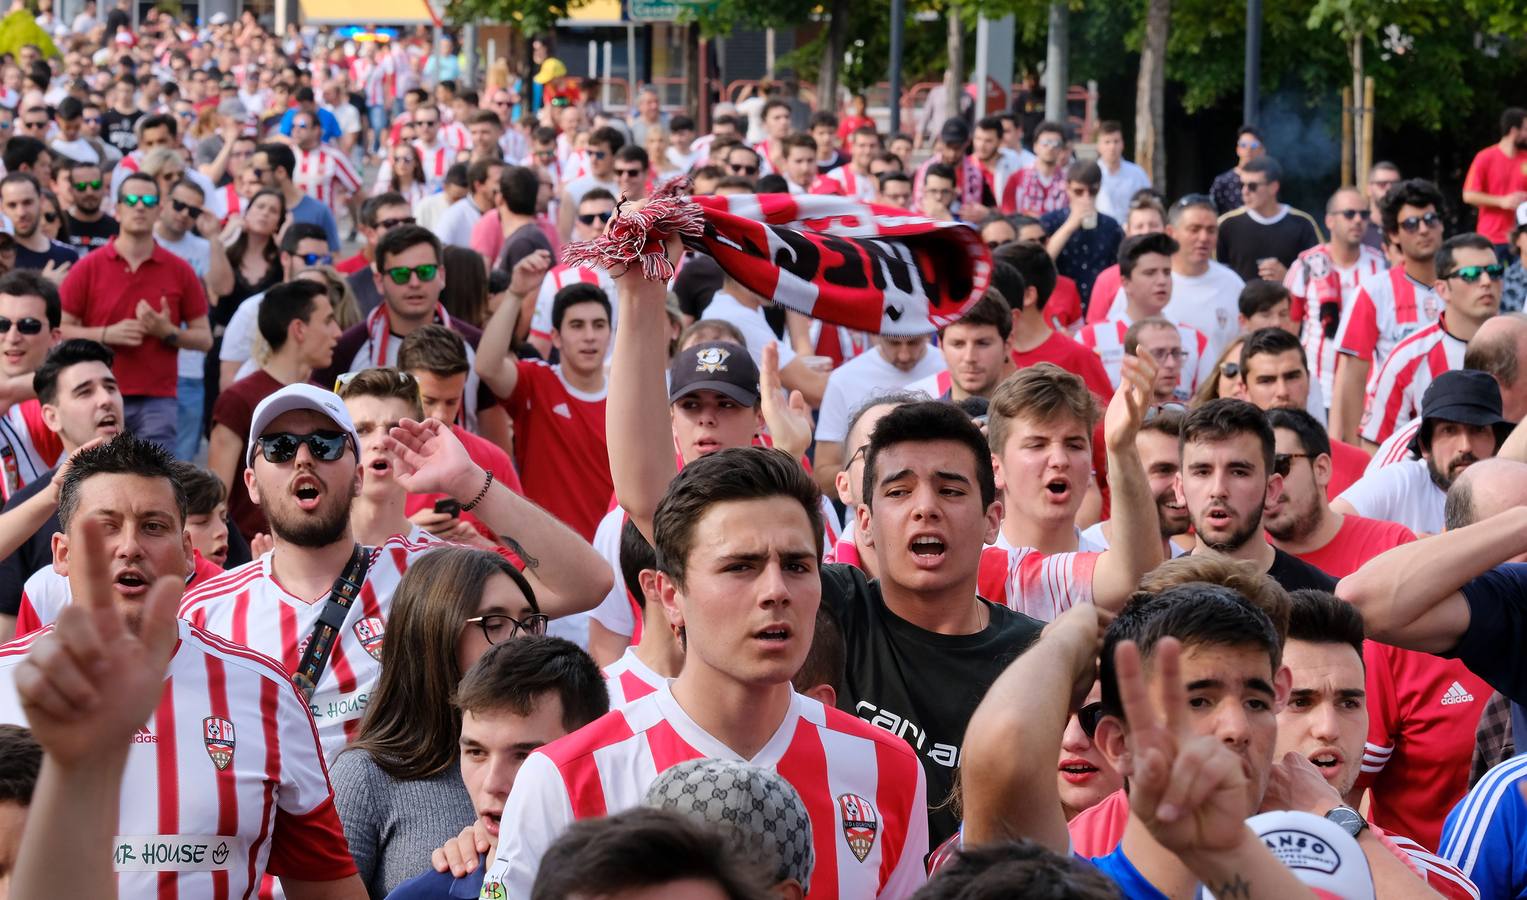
[560,179,992,336]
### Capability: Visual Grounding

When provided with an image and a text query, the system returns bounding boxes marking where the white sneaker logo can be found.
[553,402,571,419]
[1441,681,1475,706]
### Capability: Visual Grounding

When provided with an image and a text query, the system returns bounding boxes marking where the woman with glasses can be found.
[1191,338,1247,407]
[331,545,545,898]
[38,189,66,244]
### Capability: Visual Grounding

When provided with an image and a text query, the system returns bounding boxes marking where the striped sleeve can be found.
[330,148,362,193]
[1358,640,1399,784]
[1336,286,1380,361]
[483,750,575,899]
[1361,338,1429,444]
[1385,833,1480,900]
[1440,755,1527,897]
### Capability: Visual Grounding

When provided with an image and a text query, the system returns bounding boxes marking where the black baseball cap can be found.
[668,341,760,407]
[1411,369,1514,454]
[939,117,971,146]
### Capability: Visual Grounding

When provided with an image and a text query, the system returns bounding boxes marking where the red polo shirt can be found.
[59,240,208,398]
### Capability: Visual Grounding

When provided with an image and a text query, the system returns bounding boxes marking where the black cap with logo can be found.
[667,341,761,407]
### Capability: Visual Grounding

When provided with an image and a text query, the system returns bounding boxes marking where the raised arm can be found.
[475,250,549,398]
[1091,354,1164,609]
[1337,506,1527,652]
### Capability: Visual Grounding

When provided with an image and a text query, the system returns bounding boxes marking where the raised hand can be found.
[13,518,182,766]
[759,341,813,460]
[509,249,552,296]
[39,258,71,285]
[383,418,483,500]
[1104,352,1157,452]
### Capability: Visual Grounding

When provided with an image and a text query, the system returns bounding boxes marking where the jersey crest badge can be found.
[837,792,879,862]
[479,879,506,899]
[203,716,236,771]
[353,617,386,661]
[695,346,731,373]
[1303,251,1331,280]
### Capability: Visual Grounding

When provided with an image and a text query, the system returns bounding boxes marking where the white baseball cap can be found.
[245,383,360,467]
[1205,811,1375,900]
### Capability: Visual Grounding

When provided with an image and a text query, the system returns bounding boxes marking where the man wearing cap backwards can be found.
[912,117,996,222]
[179,383,613,756]
[1333,369,1513,535]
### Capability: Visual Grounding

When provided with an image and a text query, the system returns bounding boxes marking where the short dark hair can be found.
[975,115,1002,135]
[1099,583,1282,719]
[1097,119,1124,137]
[1118,232,1179,279]
[0,139,44,175]
[466,157,500,189]
[443,162,469,188]
[551,282,611,332]
[1381,178,1445,237]
[468,108,502,129]
[397,323,469,377]
[170,461,226,517]
[1034,120,1067,142]
[792,605,845,699]
[1502,108,1527,137]
[1066,159,1101,190]
[499,164,539,216]
[915,839,1121,899]
[762,98,791,120]
[925,162,956,184]
[1243,155,1282,183]
[530,808,774,900]
[653,448,823,589]
[0,724,40,805]
[34,338,112,406]
[588,125,626,153]
[1237,280,1291,319]
[255,141,295,178]
[1436,232,1497,278]
[361,191,410,227]
[670,114,695,132]
[783,132,817,157]
[119,171,158,200]
[281,222,329,254]
[1286,589,1365,665]
[57,434,187,531]
[809,110,838,130]
[985,260,1026,319]
[619,518,656,609]
[756,174,790,194]
[1239,326,1307,376]
[1180,398,1275,474]
[454,635,610,733]
[257,279,327,350]
[57,95,82,121]
[1266,406,1331,459]
[1237,123,1263,142]
[616,144,650,170]
[375,224,442,271]
[580,187,616,207]
[991,240,1055,309]
[0,268,60,327]
[863,400,997,510]
[940,287,1013,341]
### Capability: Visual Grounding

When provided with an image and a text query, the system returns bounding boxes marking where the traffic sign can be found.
[629,0,680,21]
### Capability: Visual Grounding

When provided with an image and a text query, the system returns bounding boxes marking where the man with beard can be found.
[61,159,117,253]
[1078,403,1192,559]
[0,173,77,273]
[1177,398,1337,591]
[1462,108,1527,257]
[906,289,1013,404]
[179,383,612,755]
[1335,370,1512,535]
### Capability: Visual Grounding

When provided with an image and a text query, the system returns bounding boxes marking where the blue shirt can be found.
[278,107,343,143]
[383,854,486,900]
[1446,563,1527,706]
[289,195,341,251]
[1439,753,1527,900]
[1089,845,1171,899]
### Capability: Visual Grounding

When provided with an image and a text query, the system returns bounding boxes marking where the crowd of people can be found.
[4,7,1527,900]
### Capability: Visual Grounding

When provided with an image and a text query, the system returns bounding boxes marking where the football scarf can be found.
[559,178,992,336]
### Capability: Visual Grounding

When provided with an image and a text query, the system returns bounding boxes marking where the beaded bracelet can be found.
[461,469,494,512]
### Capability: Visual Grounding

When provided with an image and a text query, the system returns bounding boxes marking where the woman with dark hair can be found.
[330,546,546,898]
[387,143,429,207]
[441,244,490,328]
[202,188,285,432]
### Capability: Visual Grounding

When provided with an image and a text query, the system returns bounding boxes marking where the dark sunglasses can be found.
[616,167,644,178]
[1077,701,1106,739]
[730,163,759,175]
[1241,180,1267,192]
[533,149,556,161]
[1273,452,1311,478]
[73,179,103,191]
[1332,208,1370,221]
[577,211,614,225]
[0,316,44,335]
[1399,211,1441,232]
[1175,192,1214,208]
[256,430,350,463]
[1446,263,1504,283]
[384,263,439,285]
[121,193,159,208]
[42,211,56,223]
[588,150,608,160]
[377,216,416,229]
[299,252,334,266]
[82,116,101,125]
[1219,361,1241,379]
[464,612,549,644]
[171,199,203,217]
[414,118,439,126]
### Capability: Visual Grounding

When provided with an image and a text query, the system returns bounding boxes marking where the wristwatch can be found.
[163,331,179,347]
[1324,804,1368,838]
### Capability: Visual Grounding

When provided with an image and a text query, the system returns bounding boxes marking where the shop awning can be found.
[299,0,435,26]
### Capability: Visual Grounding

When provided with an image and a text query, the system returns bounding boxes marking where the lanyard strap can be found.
[291,544,370,700]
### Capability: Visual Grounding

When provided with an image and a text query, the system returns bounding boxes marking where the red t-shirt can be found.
[1463,144,1527,243]
[1292,513,1414,579]
[335,251,369,275]
[58,240,208,397]
[502,360,611,540]
[1327,438,1369,500]
[1086,264,1122,324]
[211,369,286,540]
[1013,330,1115,402]
[1047,276,1083,332]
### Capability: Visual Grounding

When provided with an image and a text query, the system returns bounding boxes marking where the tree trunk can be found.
[1134,0,1169,187]
[943,8,963,125]
[818,0,850,116]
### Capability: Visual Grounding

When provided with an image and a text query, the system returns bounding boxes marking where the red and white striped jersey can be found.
[0,398,61,502]
[1076,317,1213,399]
[1000,166,1067,217]
[178,534,439,757]
[440,121,470,155]
[602,647,665,708]
[1335,265,1441,368]
[976,540,1100,622]
[1365,418,1423,476]
[293,145,362,213]
[818,165,877,202]
[529,264,618,342]
[480,683,928,899]
[1360,316,1467,445]
[0,619,355,899]
[220,183,243,224]
[1285,243,1386,398]
[412,138,454,193]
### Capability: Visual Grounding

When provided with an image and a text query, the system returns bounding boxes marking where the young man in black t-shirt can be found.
[1216,155,1323,283]
[101,76,142,157]
[61,160,118,254]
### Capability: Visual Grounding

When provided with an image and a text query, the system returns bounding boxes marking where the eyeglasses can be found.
[1331,208,1370,221]
[1175,192,1214,208]
[0,316,44,335]
[73,179,103,191]
[1145,347,1187,363]
[1219,361,1241,379]
[82,116,100,125]
[577,211,614,225]
[464,612,549,644]
[1035,138,1063,149]
[1445,263,1505,283]
[533,149,556,161]
[21,120,47,130]
[42,211,57,223]
[1399,211,1442,232]
[1077,701,1106,739]
[255,430,351,463]
[1237,139,1262,150]
[384,263,439,285]
[1241,180,1267,192]
[171,198,203,217]
[299,252,334,266]
[377,216,416,229]
[1273,452,1311,478]
[729,163,758,175]
[615,167,644,178]
[120,193,159,208]
[588,150,608,160]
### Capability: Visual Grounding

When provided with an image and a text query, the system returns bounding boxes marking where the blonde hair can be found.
[987,363,1100,457]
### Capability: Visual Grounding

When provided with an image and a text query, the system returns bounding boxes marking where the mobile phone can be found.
[433,498,461,518]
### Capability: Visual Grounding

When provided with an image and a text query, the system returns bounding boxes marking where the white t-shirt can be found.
[414,191,454,232]
[1096,158,1152,221]
[1336,457,1445,535]
[219,289,265,382]
[432,195,485,249]
[156,230,212,380]
[563,173,618,209]
[814,343,947,443]
[1162,262,1245,364]
[700,292,795,369]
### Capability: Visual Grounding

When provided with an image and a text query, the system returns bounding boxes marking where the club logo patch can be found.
[353,617,386,661]
[203,716,235,771]
[695,347,731,373]
[837,792,879,862]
